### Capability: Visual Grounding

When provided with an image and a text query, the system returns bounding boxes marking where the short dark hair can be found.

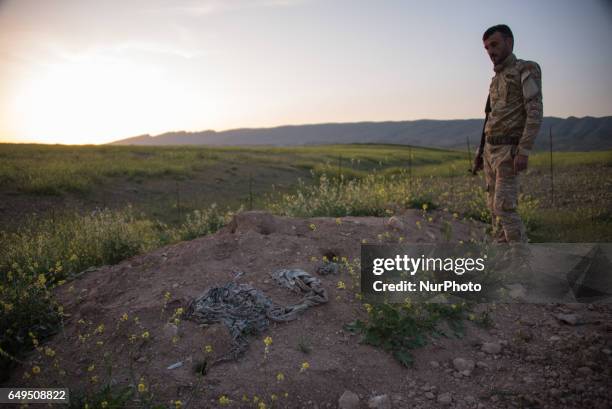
[483,24,514,41]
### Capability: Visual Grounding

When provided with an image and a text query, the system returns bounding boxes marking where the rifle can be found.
[470,94,491,175]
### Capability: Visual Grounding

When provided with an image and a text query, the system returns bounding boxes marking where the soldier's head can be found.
[483,24,514,65]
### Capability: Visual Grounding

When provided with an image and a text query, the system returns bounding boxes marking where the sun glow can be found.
[9,55,207,144]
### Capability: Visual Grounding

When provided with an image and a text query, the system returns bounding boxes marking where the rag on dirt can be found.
[186,269,328,364]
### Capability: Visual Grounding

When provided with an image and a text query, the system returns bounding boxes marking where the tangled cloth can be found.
[186,269,328,365]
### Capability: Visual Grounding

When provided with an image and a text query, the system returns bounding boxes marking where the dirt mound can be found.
[7,211,612,408]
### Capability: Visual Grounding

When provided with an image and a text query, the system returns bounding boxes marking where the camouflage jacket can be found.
[485,53,543,156]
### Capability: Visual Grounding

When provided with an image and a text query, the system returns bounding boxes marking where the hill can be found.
[109,116,612,151]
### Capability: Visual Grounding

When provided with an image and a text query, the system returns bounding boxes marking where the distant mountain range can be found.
[109,116,612,151]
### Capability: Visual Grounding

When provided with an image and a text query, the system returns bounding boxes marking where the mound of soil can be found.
[7,211,611,408]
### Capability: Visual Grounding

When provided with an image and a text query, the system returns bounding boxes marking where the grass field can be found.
[0,142,610,392]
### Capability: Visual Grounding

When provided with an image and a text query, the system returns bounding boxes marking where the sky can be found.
[0,0,611,144]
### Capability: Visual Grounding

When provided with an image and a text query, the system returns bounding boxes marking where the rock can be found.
[464,395,476,404]
[476,361,489,370]
[166,361,183,370]
[482,342,502,354]
[452,358,475,374]
[549,335,561,342]
[429,360,440,368]
[367,394,391,409]
[163,323,180,338]
[339,391,360,409]
[555,313,580,325]
[391,394,403,403]
[506,283,527,299]
[386,216,405,231]
[424,392,435,400]
[437,392,452,405]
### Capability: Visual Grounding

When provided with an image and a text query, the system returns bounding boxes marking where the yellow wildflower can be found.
[218,396,231,405]
[276,372,285,382]
[204,344,213,353]
[141,331,150,339]
[335,217,342,224]
[336,281,346,289]
[120,313,128,322]
[309,223,316,231]
[263,336,273,347]
[32,366,40,374]
[101,401,108,408]
[87,364,95,372]
[300,361,310,372]
[138,383,146,393]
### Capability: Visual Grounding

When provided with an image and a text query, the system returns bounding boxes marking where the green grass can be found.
[345,302,467,367]
[0,204,234,383]
[0,143,465,195]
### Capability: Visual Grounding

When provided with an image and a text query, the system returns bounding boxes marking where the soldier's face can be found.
[483,31,513,65]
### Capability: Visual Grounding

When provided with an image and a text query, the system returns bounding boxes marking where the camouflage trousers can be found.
[483,143,527,243]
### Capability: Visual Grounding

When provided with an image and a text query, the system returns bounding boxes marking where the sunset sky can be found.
[1,0,611,144]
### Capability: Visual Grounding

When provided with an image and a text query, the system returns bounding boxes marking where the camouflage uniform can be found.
[483,53,543,243]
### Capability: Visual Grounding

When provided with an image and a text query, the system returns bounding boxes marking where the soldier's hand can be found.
[514,154,528,173]
[471,154,484,174]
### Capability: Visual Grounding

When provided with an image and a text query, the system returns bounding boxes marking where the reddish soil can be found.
[6,211,611,409]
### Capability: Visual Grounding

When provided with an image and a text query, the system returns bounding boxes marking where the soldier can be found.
[472,24,543,243]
